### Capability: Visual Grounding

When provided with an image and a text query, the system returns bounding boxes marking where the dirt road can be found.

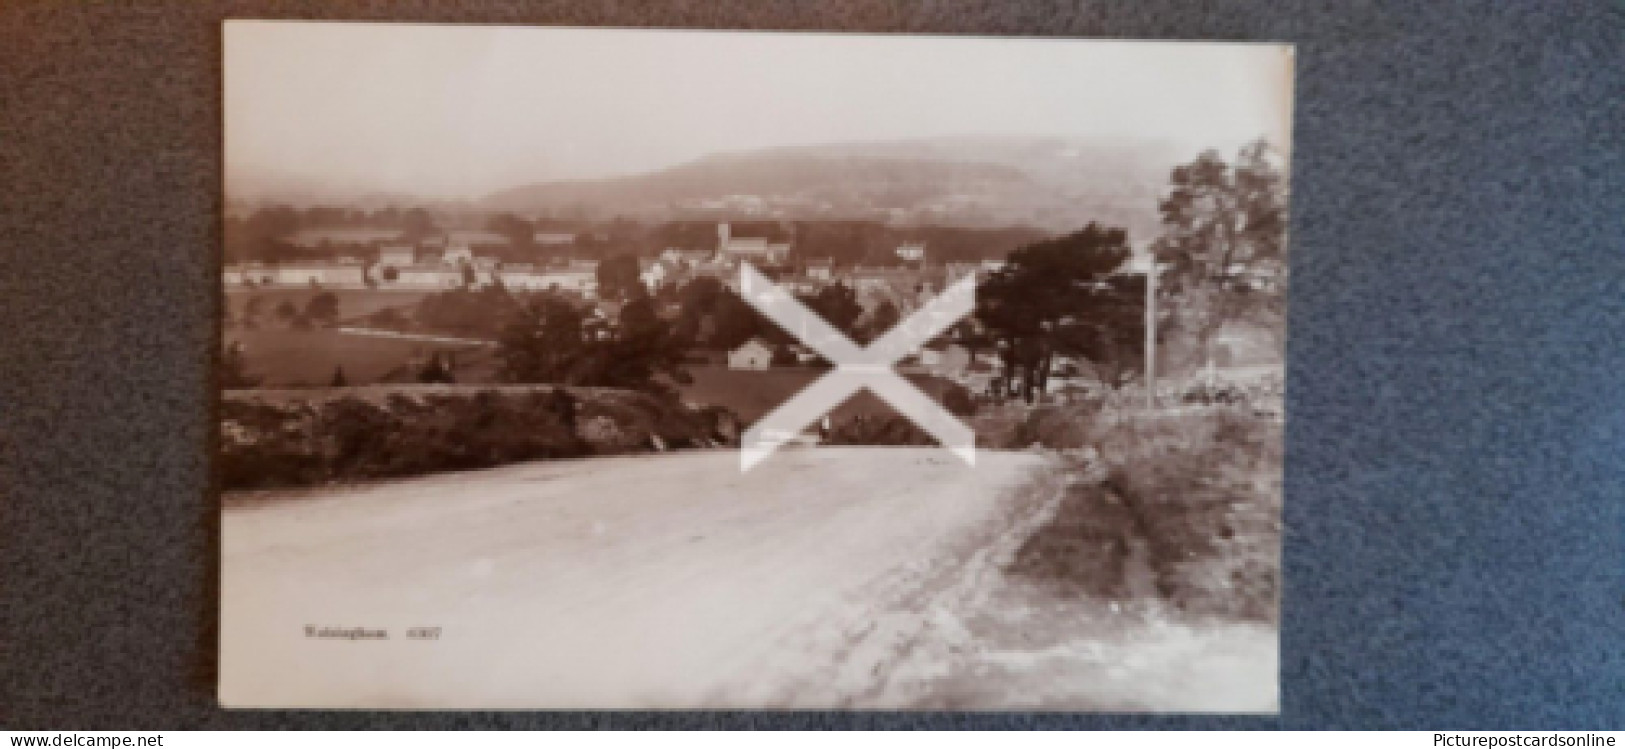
[219,447,1276,710]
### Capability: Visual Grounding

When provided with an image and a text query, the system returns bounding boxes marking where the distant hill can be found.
[225,167,474,217]
[482,136,1183,239]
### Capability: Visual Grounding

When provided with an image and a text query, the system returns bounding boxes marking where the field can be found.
[227,332,962,416]
[224,288,432,324]
[676,365,961,425]
[226,328,489,387]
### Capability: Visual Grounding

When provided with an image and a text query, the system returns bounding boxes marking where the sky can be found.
[225,22,1292,200]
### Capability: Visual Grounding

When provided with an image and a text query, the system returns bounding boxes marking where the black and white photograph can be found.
[217,22,1293,710]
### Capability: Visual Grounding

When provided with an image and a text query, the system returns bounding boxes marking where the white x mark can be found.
[737,264,978,471]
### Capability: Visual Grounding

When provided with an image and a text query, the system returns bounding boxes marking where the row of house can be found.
[224,257,368,287]
[224,222,1007,313]
[283,227,577,251]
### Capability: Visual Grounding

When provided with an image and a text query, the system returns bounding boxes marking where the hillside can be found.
[482,136,1181,237]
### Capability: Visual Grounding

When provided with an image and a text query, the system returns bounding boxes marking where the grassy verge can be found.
[1004,398,1282,623]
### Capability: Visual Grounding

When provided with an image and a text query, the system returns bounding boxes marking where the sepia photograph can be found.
[217,22,1293,710]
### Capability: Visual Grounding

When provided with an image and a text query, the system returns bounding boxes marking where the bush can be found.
[219,386,740,490]
[824,415,932,446]
[941,383,977,417]
[1008,401,1103,449]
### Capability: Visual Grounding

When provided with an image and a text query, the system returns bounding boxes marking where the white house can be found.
[378,245,416,267]
[395,265,464,288]
[921,343,972,378]
[728,338,774,370]
[662,248,713,266]
[442,243,475,265]
[896,242,927,262]
[944,262,981,282]
[532,231,576,246]
[535,269,598,297]
[847,266,925,294]
[716,222,790,265]
[272,263,366,287]
[236,264,277,285]
[497,265,550,291]
[804,258,834,281]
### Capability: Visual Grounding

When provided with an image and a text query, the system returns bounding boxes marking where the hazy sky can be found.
[225,22,1292,199]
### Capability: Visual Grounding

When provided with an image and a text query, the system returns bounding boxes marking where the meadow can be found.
[225,328,488,387]
[224,287,432,324]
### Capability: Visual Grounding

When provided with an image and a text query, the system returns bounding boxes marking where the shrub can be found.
[822,414,935,446]
[941,383,977,417]
[1008,402,1102,449]
[218,386,736,490]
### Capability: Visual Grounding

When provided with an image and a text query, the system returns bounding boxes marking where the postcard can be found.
[219,21,1291,710]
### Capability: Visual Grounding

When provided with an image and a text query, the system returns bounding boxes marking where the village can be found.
[218,218,1204,402]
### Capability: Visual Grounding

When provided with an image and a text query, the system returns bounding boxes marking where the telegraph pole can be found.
[1144,260,1157,409]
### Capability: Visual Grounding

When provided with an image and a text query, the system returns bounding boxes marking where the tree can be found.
[978,223,1134,402]
[800,283,864,339]
[486,212,534,246]
[672,276,728,346]
[418,351,455,384]
[241,295,264,325]
[596,254,643,302]
[274,300,299,324]
[329,366,349,387]
[498,294,590,384]
[220,341,260,389]
[1050,274,1147,387]
[498,289,692,392]
[941,383,977,417]
[858,297,900,343]
[305,291,341,327]
[709,289,767,352]
[224,204,303,264]
[1152,140,1289,366]
[589,292,693,391]
[400,207,438,240]
[617,289,661,337]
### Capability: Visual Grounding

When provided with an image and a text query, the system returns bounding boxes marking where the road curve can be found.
[219,447,1049,709]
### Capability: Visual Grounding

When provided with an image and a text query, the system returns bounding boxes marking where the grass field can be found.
[225,321,959,422]
[225,288,431,325]
[226,328,488,387]
[676,366,959,425]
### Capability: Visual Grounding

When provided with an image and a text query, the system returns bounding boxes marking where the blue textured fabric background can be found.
[1,0,1620,730]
